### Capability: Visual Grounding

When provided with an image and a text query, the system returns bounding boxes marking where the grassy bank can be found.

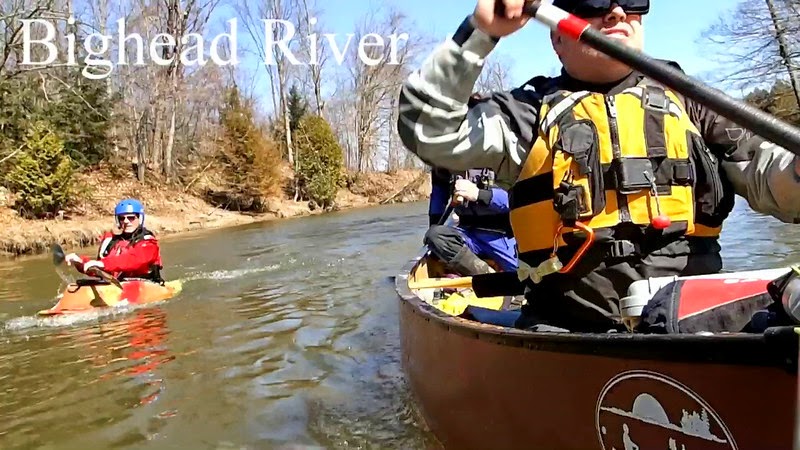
[0,166,431,258]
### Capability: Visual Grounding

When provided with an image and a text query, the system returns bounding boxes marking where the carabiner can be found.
[552,221,595,274]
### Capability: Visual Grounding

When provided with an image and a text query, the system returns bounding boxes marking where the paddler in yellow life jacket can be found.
[397,0,800,332]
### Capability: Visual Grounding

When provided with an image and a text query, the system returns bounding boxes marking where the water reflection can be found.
[84,309,174,400]
[0,307,180,449]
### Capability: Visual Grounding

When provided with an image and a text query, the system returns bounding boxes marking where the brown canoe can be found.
[395,250,799,450]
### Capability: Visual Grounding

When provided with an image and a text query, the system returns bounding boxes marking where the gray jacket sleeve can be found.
[397,16,540,186]
[722,139,800,224]
[687,98,800,223]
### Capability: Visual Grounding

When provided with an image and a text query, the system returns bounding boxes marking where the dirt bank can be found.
[0,167,431,258]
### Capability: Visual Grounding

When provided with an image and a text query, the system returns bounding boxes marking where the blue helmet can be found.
[114,198,145,226]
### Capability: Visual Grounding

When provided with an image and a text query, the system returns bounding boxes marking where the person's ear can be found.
[550,30,563,52]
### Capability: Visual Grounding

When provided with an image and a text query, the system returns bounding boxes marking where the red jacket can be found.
[77,229,162,280]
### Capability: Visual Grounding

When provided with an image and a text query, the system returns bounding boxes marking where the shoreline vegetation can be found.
[3,1,798,260]
[1,2,439,260]
[0,166,431,258]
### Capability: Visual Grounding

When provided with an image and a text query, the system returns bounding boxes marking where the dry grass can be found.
[0,165,430,257]
[343,170,431,203]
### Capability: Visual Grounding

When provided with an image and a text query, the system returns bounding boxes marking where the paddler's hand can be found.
[83,260,105,273]
[453,179,480,202]
[65,253,82,266]
[473,0,530,38]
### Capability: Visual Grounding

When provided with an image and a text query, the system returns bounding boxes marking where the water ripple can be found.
[0,203,443,449]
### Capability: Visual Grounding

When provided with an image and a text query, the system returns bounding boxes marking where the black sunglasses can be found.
[552,0,649,18]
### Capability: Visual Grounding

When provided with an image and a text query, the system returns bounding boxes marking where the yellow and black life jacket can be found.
[509,77,732,277]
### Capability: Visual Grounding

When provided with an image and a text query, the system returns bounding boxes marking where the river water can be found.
[0,198,799,449]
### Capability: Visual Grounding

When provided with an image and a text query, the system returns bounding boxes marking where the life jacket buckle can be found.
[554,171,589,221]
[607,240,639,258]
[642,86,669,112]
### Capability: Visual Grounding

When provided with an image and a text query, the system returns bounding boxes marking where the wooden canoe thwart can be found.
[394,250,799,450]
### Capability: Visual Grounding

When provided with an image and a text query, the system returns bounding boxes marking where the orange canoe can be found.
[38,279,183,316]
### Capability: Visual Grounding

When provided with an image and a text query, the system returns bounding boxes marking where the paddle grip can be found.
[494,0,541,17]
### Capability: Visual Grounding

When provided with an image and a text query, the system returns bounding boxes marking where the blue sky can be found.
[208,0,741,112]
[318,0,737,86]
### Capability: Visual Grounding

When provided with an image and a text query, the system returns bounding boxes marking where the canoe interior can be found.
[399,250,800,368]
[406,252,447,303]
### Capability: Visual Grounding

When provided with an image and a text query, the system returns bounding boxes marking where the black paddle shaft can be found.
[490,0,800,156]
[472,271,527,297]
[577,26,800,156]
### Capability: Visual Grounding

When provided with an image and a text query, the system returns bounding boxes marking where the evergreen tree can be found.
[3,122,75,218]
[219,86,283,198]
[287,84,309,133]
[745,80,800,126]
[294,115,344,209]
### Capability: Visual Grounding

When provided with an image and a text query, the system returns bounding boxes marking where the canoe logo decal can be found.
[595,370,737,450]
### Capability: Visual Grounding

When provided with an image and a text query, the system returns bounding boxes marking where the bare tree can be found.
[236,0,296,165]
[699,0,800,108]
[296,0,326,115]
[475,53,515,95]
[83,0,228,183]
[87,0,121,156]
[765,0,800,109]
[162,0,222,179]
[336,6,431,172]
[324,76,357,169]
[0,0,58,79]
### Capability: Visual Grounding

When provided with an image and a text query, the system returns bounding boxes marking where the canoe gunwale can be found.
[395,250,799,372]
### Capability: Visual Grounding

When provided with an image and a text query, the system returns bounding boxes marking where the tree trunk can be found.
[98,0,119,156]
[278,58,293,165]
[314,78,323,115]
[766,0,800,109]
[137,110,148,182]
[160,0,179,180]
[164,94,177,180]
[162,0,182,181]
[283,92,294,165]
[149,101,160,170]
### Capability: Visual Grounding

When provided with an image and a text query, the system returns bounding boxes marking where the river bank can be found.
[0,167,431,258]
